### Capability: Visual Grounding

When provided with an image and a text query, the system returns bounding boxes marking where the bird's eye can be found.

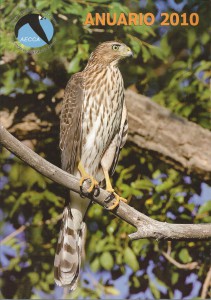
[112,45,120,51]
[39,15,45,20]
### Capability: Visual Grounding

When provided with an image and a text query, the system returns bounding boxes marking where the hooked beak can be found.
[126,47,133,57]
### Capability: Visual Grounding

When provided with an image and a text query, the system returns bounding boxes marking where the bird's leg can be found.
[103,169,127,210]
[78,161,98,193]
[104,169,114,194]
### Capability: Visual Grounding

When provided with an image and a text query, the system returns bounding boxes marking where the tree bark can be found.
[125,90,211,181]
[1,124,211,241]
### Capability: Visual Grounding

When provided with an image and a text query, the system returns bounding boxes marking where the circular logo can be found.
[14,13,54,49]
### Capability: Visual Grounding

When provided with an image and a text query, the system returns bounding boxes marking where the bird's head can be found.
[88,41,133,66]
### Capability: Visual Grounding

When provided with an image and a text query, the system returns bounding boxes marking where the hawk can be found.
[54,41,133,290]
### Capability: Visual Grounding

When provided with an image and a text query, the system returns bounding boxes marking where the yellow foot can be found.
[78,161,99,194]
[102,169,127,209]
[79,176,99,193]
[107,192,127,210]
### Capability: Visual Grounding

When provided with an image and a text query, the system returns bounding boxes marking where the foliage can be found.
[0,0,210,299]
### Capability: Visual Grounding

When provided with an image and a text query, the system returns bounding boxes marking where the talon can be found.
[93,184,100,197]
[78,161,100,196]
[79,176,99,194]
[108,194,120,210]
[106,188,115,193]
[106,192,127,210]
[102,168,127,210]
[104,193,115,203]
[118,195,127,203]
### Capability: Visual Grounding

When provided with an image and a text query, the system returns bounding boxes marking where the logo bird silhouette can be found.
[15,14,51,45]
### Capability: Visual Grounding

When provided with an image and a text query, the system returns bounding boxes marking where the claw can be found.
[78,161,99,195]
[79,176,99,194]
[106,192,127,210]
[93,185,100,197]
[102,168,127,209]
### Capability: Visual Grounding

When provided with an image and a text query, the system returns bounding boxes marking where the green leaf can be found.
[178,248,192,263]
[180,104,194,117]
[149,281,160,299]
[187,29,196,48]
[28,272,39,285]
[9,192,27,217]
[109,2,130,17]
[198,201,211,214]
[124,247,139,272]
[155,179,174,193]
[100,252,114,270]
[131,179,154,191]
[171,272,179,285]
[68,56,81,73]
[141,45,151,63]
[171,61,187,70]
[95,238,107,253]
[201,32,210,45]
[150,46,165,61]
[104,286,119,296]
[132,239,149,255]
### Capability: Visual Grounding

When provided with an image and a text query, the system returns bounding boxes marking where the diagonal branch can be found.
[1,90,211,181]
[0,124,211,240]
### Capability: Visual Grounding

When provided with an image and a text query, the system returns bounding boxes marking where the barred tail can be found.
[54,206,86,290]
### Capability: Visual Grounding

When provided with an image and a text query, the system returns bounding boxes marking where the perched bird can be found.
[54,41,133,290]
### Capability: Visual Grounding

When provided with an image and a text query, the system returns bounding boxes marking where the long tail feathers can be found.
[54,206,86,290]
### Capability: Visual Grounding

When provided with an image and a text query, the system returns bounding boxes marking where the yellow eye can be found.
[112,44,120,51]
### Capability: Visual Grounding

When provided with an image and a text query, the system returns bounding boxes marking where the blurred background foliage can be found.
[0,0,210,299]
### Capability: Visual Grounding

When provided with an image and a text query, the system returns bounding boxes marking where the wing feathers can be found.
[60,74,84,173]
[110,102,128,176]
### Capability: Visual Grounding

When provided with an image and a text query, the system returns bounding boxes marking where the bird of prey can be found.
[54,41,133,290]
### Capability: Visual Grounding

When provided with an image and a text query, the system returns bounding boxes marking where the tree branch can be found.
[160,241,199,270]
[161,251,199,270]
[1,214,63,245]
[1,90,211,181]
[201,266,211,299]
[0,124,211,240]
[1,225,27,244]
[125,90,211,181]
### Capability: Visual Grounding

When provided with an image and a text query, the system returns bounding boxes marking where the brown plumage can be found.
[54,41,133,290]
